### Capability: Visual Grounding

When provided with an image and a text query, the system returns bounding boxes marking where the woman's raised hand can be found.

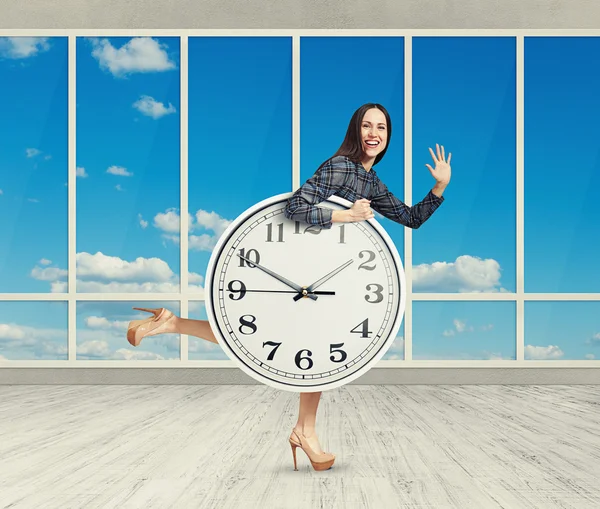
[426,144,451,185]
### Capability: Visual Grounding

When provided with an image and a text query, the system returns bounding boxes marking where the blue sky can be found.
[0,36,598,362]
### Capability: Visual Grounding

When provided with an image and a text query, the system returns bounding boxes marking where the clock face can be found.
[205,193,405,392]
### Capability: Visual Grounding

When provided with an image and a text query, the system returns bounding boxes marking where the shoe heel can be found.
[133,307,162,315]
[289,440,299,471]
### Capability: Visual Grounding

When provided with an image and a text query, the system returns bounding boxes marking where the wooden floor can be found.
[1,385,599,509]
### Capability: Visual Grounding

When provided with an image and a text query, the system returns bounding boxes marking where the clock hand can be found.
[224,289,335,295]
[237,253,318,301]
[293,259,354,302]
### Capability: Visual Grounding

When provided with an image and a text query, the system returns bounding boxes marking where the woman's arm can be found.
[369,176,444,229]
[284,158,350,229]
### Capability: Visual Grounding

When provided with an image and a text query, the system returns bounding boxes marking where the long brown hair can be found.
[318,103,392,171]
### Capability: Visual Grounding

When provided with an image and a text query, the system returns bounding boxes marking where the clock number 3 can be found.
[365,284,384,303]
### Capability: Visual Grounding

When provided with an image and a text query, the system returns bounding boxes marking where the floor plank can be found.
[0,385,599,508]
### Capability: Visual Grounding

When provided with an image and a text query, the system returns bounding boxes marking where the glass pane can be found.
[525,301,600,361]
[188,36,292,298]
[0,37,68,292]
[0,301,67,360]
[381,322,404,361]
[412,37,516,293]
[413,301,516,360]
[525,37,600,292]
[77,301,180,360]
[76,37,180,293]
[300,36,405,259]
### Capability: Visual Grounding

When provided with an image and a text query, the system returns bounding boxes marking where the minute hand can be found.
[236,253,318,301]
[293,259,354,302]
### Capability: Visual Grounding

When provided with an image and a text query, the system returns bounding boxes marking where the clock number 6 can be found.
[239,315,257,335]
[365,284,384,303]
[295,349,314,370]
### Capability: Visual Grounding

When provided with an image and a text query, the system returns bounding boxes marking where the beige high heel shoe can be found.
[127,307,175,347]
[289,428,335,471]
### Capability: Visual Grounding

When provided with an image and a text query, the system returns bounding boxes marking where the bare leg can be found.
[292,392,326,454]
[172,318,219,344]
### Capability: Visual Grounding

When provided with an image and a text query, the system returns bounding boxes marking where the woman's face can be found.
[360,108,388,161]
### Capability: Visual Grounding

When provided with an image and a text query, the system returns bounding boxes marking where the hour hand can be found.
[237,253,318,301]
[293,259,354,301]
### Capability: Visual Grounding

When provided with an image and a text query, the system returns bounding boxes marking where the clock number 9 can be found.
[239,315,257,335]
[227,280,247,300]
[365,284,384,303]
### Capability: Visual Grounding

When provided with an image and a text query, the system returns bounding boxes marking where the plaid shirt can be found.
[285,155,444,229]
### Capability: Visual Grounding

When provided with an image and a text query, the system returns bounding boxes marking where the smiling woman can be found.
[128,101,451,471]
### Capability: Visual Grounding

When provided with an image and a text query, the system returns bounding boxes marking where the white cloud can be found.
[0,323,26,340]
[115,184,124,192]
[443,318,481,337]
[76,166,88,178]
[154,208,180,234]
[133,95,176,119]
[0,189,3,195]
[194,210,231,238]
[382,335,405,360]
[26,148,41,158]
[29,252,203,297]
[0,322,67,360]
[27,198,39,203]
[77,340,113,358]
[188,272,204,285]
[112,348,167,360]
[412,255,508,293]
[85,316,129,331]
[586,354,595,360]
[39,258,52,266]
[189,233,217,251]
[591,333,600,344]
[90,37,176,77]
[44,155,52,160]
[138,213,148,229]
[30,265,68,281]
[186,209,232,252]
[147,208,231,252]
[106,165,133,176]
[0,37,50,59]
[525,344,564,360]
[76,251,174,282]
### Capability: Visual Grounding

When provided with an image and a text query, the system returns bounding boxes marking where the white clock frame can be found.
[204,192,406,392]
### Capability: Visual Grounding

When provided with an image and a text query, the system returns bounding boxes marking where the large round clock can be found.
[204,192,405,392]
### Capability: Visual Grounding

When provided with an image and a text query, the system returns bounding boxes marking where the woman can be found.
[127,102,451,472]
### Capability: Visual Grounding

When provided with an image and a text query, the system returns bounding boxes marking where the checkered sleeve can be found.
[370,174,444,229]
[284,159,348,229]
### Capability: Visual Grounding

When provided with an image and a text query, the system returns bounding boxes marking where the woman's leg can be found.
[172,318,219,344]
[292,392,326,454]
